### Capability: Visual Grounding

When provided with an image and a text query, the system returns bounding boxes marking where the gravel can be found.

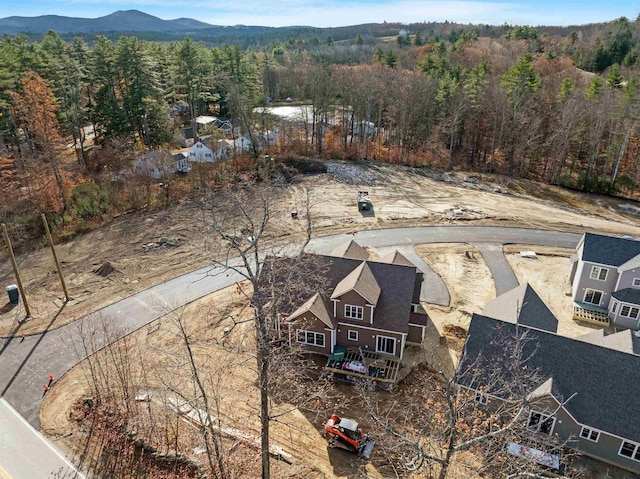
[326,161,377,185]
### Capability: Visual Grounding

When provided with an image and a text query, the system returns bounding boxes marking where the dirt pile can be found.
[92,262,120,277]
[326,161,377,185]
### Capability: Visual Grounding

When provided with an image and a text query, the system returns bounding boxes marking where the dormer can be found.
[330,240,369,261]
[331,262,381,325]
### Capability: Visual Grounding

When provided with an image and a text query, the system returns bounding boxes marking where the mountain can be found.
[0,9,216,34]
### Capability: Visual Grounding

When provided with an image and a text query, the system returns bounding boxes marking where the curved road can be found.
[0,226,581,445]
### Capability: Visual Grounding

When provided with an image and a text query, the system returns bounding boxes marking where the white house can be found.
[188,140,215,162]
[133,151,188,179]
[234,135,254,153]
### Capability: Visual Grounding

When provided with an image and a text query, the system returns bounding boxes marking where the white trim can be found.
[590,266,609,281]
[460,384,640,447]
[580,426,601,443]
[347,330,359,341]
[376,335,397,355]
[634,278,640,288]
[619,440,640,462]
[337,321,408,336]
[370,305,374,324]
[583,288,604,306]
[344,304,364,320]
[526,410,556,435]
[296,329,325,347]
[400,333,406,360]
[332,299,337,317]
[619,304,640,320]
[573,260,585,298]
[474,392,489,405]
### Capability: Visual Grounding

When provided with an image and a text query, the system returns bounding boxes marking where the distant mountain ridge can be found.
[0,9,220,34]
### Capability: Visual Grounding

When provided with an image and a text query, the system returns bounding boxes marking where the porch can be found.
[573,302,609,326]
[324,346,401,385]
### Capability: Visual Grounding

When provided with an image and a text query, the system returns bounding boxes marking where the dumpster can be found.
[6,285,19,304]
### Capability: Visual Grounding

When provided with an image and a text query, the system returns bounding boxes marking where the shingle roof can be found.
[481,283,558,333]
[612,288,640,306]
[578,329,640,355]
[331,262,381,305]
[378,250,416,267]
[581,232,640,267]
[271,254,417,335]
[330,240,370,261]
[285,293,334,329]
[458,313,640,442]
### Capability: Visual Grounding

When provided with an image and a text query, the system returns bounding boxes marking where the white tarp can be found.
[506,442,560,470]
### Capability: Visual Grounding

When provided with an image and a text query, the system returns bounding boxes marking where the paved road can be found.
[0,225,582,471]
[0,398,84,478]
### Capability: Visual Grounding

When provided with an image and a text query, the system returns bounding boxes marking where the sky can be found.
[0,0,637,28]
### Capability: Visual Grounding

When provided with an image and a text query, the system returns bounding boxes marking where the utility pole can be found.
[1,223,31,317]
[41,214,69,301]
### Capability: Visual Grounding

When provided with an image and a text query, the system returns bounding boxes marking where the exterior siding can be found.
[333,290,375,325]
[617,269,640,293]
[335,325,403,359]
[485,393,640,474]
[574,261,619,308]
[407,324,424,344]
[287,312,332,356]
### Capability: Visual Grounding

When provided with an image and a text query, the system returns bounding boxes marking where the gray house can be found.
[458,283,640,474]
[569,232,640,329]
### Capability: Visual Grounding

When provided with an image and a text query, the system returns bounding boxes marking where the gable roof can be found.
[330,240,369,261]
[612,288,640,306]
[331,261,381,305]
[481,283,558,333]
[580,232,640,267]
[265,254,418,334]
[286,293,334,329]
[458,313,640,443]
[578,328,640,355]
[378,250,416,267]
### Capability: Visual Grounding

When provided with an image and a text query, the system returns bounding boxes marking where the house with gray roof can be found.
[569,232,640,329]
[458,284,640,473]
[283,241,428,384]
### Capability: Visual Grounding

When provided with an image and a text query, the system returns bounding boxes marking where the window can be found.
[526,411,555,435]
[584,289,603,305]
[474,392,488,405]
[205,153,212,158]
[296,330,325,347]
[634,278,640,287]
[347,330,359,341]
[620,305,640,319]
[590,266,608,281]
[619,441,640,461]
[580,427,600,442]
[344,304,364,320]
[196,144,202,148]
[612,301,618,313]
[376,335,396,355]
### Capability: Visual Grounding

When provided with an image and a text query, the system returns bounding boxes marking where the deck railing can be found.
[573,303,610,326]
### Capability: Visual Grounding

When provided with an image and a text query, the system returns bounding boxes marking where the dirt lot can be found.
[504,245,600,338]
[4,163,640,338]
[413,243,495,374]
[41,285,387,479]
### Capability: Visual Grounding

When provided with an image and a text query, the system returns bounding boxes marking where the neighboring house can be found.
[569,232,640,328]
[458,283,640,474]
[353,120,374,137]
[195,116,234,136]
[282,240,428,385]
[133,151,188,179]
[187,138,233,163]
[234,135,254,153]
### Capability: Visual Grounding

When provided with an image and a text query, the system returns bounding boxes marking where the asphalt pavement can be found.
[0,225,582,475]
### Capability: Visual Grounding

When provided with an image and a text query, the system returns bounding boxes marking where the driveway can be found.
[0,226,581,435]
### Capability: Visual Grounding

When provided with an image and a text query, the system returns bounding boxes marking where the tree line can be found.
[1,18,640,239]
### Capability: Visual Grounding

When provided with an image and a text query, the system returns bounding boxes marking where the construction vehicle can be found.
[323,414,375,458]
[357,191,371,211]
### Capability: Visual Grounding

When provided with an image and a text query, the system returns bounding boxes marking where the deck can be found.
[573,302,609,326]
[324,346,401,384]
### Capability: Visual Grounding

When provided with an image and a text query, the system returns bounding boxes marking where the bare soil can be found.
[3,163,640,338]
[503,245,600,338]
[41,285,385,479]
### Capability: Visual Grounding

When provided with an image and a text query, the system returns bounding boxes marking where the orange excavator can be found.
[323,414,375,458]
